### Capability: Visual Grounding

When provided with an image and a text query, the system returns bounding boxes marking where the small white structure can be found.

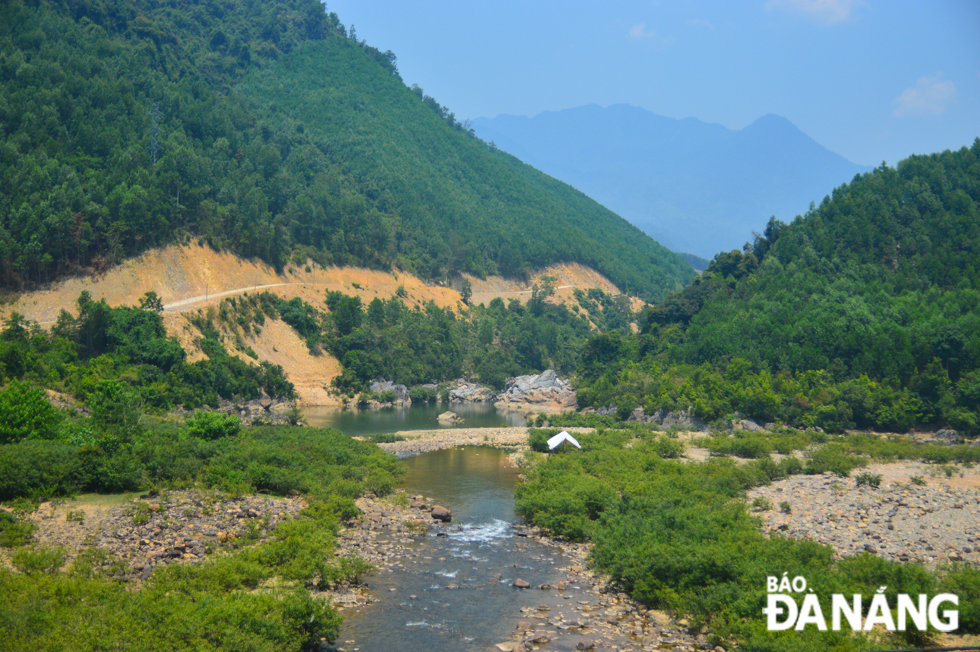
[547,431,581,450]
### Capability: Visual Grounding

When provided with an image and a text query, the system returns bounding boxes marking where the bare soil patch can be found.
[2,245,621,405]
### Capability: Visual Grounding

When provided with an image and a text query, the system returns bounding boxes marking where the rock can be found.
[449,382,496,402]
[430,505,452,522]
[645,408,707,430]
[513,578,531,588]
[494,370,576,409]
[437,411,463,424]
[935,429,958,442]
[576,641,597,651]
[269,400,294,414]
[369,380,411,403]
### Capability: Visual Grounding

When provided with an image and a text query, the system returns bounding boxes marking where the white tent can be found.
[547,431,581,450]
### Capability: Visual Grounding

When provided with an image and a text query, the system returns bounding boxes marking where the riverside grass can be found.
[0,422,405,651]
[515,427,980,651]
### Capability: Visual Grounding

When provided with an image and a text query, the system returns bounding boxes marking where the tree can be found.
[138,291,164,312]
[460,278,472,305]
[0,380,62,444]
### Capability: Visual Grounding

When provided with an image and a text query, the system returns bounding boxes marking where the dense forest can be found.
[575,143,980,434]
[187,282,635,394]
[0,291,293,429]
[0,0,691,299]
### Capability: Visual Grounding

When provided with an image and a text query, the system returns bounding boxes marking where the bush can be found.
[0,512,36,547]
[11,546,65,575]
[855,472,882,488]
[0,381,62,444]
[183,411,242,441]
[529,428,568,453]
[804,444,866,477]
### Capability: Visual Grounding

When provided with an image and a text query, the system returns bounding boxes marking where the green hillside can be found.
[0,0,691,299]
[576,142,980,433]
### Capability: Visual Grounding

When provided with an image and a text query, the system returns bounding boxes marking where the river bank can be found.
[332,490,712,652]
[371,426,594,459]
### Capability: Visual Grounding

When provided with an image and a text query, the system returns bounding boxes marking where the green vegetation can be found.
[0,418,401,502]
[515,429,980,650]
[0,0,690,299]
[0,499,368,651]
[575,144,980,434]
[0,292,294,423]
[0,414,403,650]
[190,286,634,393]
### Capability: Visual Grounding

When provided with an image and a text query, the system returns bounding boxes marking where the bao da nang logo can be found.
[763,574,958,632]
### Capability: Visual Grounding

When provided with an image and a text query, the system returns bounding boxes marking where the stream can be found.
[301,402,524,436]
[335,447,592,652]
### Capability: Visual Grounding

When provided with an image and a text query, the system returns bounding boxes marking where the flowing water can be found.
[301,402,524,435]
[336,447,587,651]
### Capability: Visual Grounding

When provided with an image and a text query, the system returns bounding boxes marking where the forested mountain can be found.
[0,0,692,301]
[473,105,870,258]
[577,142,980,434]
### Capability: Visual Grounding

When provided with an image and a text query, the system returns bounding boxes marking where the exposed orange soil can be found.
[3,245,627,405]
[464,262,624,307]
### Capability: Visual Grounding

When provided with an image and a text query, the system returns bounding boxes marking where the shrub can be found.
[855,472,882,488]
[0,380,62,444]
[11,546,65,575]
[751,496,772,511]
[183,411,241,441]
[528,429,551,453]
[0,512,36,547]
[804,445,865,477]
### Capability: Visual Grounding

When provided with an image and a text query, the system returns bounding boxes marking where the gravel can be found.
[748,465,980,567]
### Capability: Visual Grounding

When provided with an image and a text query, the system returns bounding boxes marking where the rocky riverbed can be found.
[3,490,305,581]
[747,461,980,567]
[331,492,718,652]
[371,427,593,459]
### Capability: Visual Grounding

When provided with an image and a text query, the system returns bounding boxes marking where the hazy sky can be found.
[324,0,978,166]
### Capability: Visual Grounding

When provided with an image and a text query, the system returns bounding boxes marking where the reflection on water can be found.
[338,447,574,652]
[300,402,524,436]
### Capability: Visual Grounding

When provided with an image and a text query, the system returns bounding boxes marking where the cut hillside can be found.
[1,244,630,404]
[0,0,692,300]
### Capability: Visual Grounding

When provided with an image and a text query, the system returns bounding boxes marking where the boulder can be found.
[269,400,294,414]
[369,380,411,402]
[935,428,958,442]
[736,419,764,432]
[513,578,530,588]
[430,505,452,522]
[495,370,576,408]
[437,411,463,424]
[449,382,496,402]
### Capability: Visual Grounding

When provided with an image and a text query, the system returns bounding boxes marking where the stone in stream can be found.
[429,505,452,522]
[513,578,531,588]
[437,411,463,424]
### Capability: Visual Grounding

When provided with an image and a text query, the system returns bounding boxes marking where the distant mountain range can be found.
[473,105,871,259]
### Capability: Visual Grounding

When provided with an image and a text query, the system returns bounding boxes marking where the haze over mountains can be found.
[473,105,871,260]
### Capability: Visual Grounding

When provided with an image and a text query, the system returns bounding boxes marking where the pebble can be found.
[748,470,980,568]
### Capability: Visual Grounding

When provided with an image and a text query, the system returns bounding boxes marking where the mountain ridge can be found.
[0,0,692,301]
[473,105,870,257]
